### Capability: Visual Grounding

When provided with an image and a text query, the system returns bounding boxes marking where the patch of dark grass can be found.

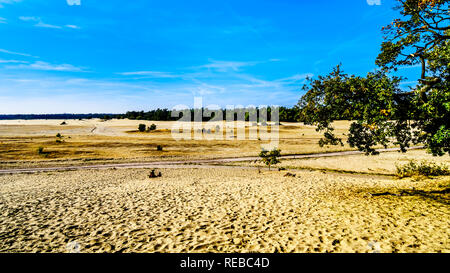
[396,160,449,178]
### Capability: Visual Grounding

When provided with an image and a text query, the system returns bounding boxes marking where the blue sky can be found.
[0,0,420,114]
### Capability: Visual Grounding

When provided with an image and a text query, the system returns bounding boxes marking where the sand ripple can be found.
[0,168,448,253]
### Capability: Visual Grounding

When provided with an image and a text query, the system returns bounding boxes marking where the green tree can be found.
[259,148,281,170]
[376,0,450,156]
[298,0,449,156]
[138,124,147,132]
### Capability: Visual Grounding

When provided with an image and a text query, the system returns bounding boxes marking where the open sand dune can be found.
[0,168,448,253]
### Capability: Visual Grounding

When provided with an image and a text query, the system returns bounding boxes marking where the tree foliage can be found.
[259,148,281,170]
[298,0,449,156]
[138,124,147,132]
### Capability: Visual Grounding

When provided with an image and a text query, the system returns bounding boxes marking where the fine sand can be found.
[0,168,448,253]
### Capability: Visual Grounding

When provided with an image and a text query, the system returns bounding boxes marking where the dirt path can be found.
[0,147,422,175]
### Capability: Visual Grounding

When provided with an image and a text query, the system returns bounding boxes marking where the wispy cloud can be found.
[0,0,21,8]
[0,48,35,57]
[19,16,61,29]
[65,24,80,29]
[0,59,28,64]
[198,60,259,72]
[0,17,6,23]
[117,71,179,78]
[276,73,313,84]
[0,72,305,113]
[6,61,86,72]
[19,16,79,29]
[117,61,311,99]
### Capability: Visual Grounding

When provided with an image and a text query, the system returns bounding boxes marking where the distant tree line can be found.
[0,107,302,122]
[0,114,116,120]
[0,106,364,122]
[120,107,301,122]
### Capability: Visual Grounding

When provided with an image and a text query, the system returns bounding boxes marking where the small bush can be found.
[396,160,449,178]
[37,147,44,154]
[138,124,147,132]
[259,148,281,170]
[156,145,163,151]
[56,139,62,144]
[149,124,157,131]
[56,133,62,138]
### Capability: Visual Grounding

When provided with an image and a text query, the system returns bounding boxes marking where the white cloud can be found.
[65,24,80,29]
[19,16,61,29]
[199,60,258,72]
[0,48,34,57]
[6,61,86,72]
[35,22,62,29]
[0,59,28,64]
[367,0,381,6]
[19,16,79,29]
[0,68,310,113]
[18,16,39,21]
[67,0,81,6]
[0,0,21,8]
[118,71,178,78]
[276,73,313,84]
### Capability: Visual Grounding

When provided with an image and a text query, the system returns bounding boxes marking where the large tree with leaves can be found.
[298,0,449,156]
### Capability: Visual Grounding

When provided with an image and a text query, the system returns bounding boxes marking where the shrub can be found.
[156,145,163,151]
[149,124,157,131]
[259,148,281,170]
[138,124,147,132]
[37,147,44,154]
[395,160,450,178]
[56,133,62,138]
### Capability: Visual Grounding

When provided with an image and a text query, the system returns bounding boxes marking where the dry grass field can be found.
[0,119,353,164]
[0,119,449,253]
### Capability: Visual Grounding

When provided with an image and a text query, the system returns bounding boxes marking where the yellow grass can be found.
[0,119,354,162]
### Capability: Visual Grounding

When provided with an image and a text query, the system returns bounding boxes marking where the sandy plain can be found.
[0,119,354,163]
[0,168,448,253]
[0,120,448,253]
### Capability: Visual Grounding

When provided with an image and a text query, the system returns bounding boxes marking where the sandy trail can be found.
[0,147,422,175]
